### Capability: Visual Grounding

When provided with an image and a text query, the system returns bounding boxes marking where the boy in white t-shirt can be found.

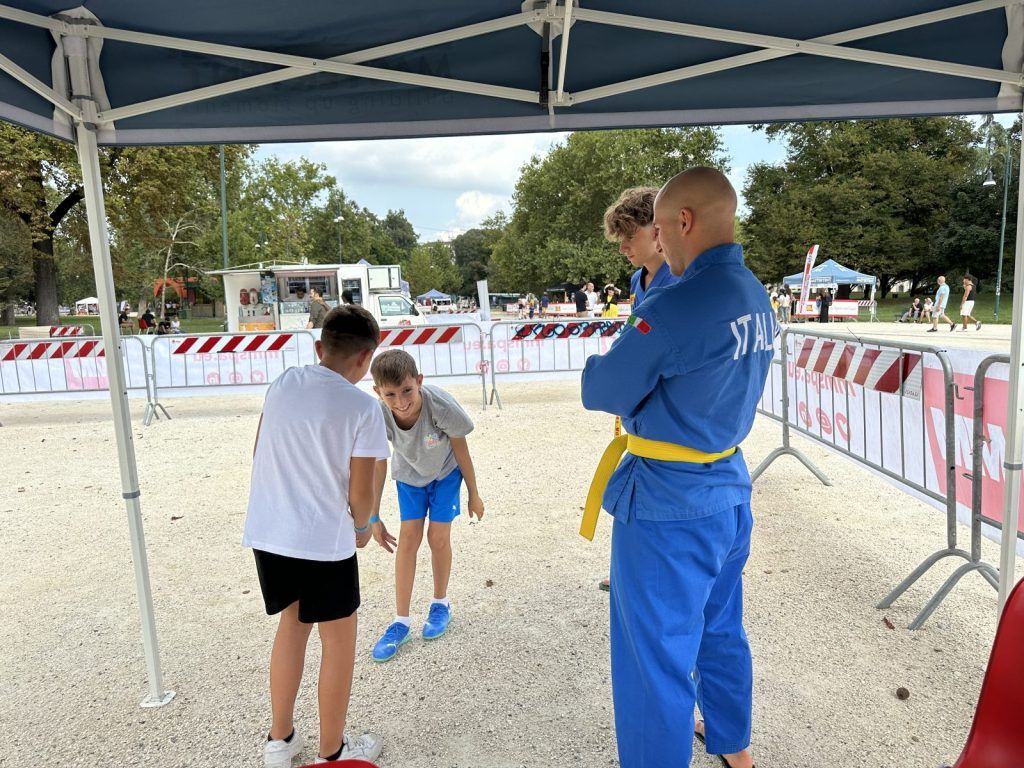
[243,305,390,767]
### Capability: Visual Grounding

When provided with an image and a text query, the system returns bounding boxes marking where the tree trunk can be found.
[1,296,14,326]
[33,236,59,325]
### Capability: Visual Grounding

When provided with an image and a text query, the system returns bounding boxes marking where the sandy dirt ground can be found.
[0,380,1012,768]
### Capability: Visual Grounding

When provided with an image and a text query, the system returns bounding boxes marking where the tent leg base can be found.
[140,689,175,708]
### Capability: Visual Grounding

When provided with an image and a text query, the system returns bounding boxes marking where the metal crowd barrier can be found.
[486,319,624,408]
[373,323,489,408]
[0,334,161,425]
[753,325,965,629]
[149,330,317,403]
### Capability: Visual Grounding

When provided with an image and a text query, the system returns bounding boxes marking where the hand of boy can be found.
[373,520,397,553]
[356,528,372,548]
[468,492,485,521]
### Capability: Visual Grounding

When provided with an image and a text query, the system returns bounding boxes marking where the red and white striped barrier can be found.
[794,337,921,396]
[170,333,294,355]
[1,339,104,361]
[50,326,85,337]
[511,320,624,340]
[378,326,463,346]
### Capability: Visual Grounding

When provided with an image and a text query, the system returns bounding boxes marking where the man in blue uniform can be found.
[582,167,772,768]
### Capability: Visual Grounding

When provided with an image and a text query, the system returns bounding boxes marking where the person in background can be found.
[921,297,933,323]
[601,284,621,318]
[140,307,156,334]
[307,287,329,330]
[586,282,600,318]
[898,297,921,323]
[574,284,590,318]
[816,288,831,324]
[777,288,792,323]
[958,277,982,332]
[929,275,954,333]
[540,293,550,318]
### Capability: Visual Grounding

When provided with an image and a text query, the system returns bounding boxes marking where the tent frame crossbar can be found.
[0,1,1019,126]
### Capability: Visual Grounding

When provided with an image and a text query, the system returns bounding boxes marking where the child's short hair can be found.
[603,186,658,241]
[320,305,379,357]
[371,349,420,388]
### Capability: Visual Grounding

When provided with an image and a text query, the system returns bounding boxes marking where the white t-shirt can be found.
[242,365,390,561]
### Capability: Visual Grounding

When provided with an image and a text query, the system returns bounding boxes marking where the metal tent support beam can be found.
[998,113,1024,613]
[76,119,174,708]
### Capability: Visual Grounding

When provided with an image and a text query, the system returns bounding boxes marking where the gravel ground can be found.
[0,380,1011,768]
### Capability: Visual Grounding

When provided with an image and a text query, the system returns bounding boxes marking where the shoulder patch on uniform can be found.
[626,314,651,334]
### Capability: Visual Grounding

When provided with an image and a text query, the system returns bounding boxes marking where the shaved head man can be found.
[654,166,738,276]
[582,165,770,768]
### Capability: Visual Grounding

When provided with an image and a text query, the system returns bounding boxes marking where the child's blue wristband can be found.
[369,514,380,524]
[354,523,370,534]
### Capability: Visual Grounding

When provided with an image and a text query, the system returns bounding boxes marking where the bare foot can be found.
[694,721,755,768]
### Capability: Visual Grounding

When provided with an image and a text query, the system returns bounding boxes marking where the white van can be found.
[213,262,424,332]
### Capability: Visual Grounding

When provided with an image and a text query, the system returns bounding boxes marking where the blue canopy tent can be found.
[782,259,877,289]
[0,1,1022,705]
[417,289,450,301]
[783,258,878,320]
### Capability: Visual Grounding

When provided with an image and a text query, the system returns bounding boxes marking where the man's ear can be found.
[314,339,323,361]
[678,207,695,237]
[359,348,374,368]
[416,374,424,387]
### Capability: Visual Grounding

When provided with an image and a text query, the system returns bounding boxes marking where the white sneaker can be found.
[264,730,305,768]
[314,732,383,763]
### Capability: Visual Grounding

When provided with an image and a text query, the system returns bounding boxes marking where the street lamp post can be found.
[334,212,344,261]
[983,122,1013,322]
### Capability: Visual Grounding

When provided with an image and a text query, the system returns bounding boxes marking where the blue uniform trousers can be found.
[609,504,754,767]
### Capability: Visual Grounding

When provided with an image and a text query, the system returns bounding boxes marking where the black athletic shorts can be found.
[253,550,360,623]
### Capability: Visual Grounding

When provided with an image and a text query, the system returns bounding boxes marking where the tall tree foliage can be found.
[742,118,982,294]
[489,128,726,293]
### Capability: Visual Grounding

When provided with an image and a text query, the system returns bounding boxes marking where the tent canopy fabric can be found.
[0,2,1020,146]
[74,296,99,305]
[783,259,877,287]
[417,289,450,300]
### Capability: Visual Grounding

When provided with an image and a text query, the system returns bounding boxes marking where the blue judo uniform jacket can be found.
[581,242,774,768]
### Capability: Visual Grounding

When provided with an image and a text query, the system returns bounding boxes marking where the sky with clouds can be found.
[254,125,788,242]
[254,116,1008,242]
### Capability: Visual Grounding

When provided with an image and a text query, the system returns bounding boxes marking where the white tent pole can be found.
[571,0,1018,105]
[75,119,174,708]
[998,114,1024,614]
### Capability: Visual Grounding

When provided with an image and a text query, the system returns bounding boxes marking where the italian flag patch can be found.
[626,314,651,334]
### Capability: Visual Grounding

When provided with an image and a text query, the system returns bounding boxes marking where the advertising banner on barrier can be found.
[760,339,1024,546]
[0,337,148,394]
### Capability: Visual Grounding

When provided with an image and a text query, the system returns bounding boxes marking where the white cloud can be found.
[261,132,567,196]
[454,191,503,224]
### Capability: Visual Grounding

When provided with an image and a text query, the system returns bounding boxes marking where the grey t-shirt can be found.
[380,384,474,487]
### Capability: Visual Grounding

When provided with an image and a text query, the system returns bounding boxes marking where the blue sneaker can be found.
[422,603,451,640]
[372,622,410,662]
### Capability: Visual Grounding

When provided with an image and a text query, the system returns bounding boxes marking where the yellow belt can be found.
[580,434,737,540]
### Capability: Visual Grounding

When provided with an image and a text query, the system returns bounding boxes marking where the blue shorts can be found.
[396,467,463,523]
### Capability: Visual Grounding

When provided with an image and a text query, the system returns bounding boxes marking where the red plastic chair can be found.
[298,761,378,768]
[948,578,1024,767]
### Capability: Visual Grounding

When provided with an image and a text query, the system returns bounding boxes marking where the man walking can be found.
[929,276,954,332]
[582,167,768,768]
[959,276,982,332]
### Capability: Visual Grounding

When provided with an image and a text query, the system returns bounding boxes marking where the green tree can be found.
[0,211,32,324]
[404,241,462,297]
[490,128,726,292]
[450,212,507,293]
[742,118,981,294]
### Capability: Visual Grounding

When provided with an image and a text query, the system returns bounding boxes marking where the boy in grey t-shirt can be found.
[368,349,485,662]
